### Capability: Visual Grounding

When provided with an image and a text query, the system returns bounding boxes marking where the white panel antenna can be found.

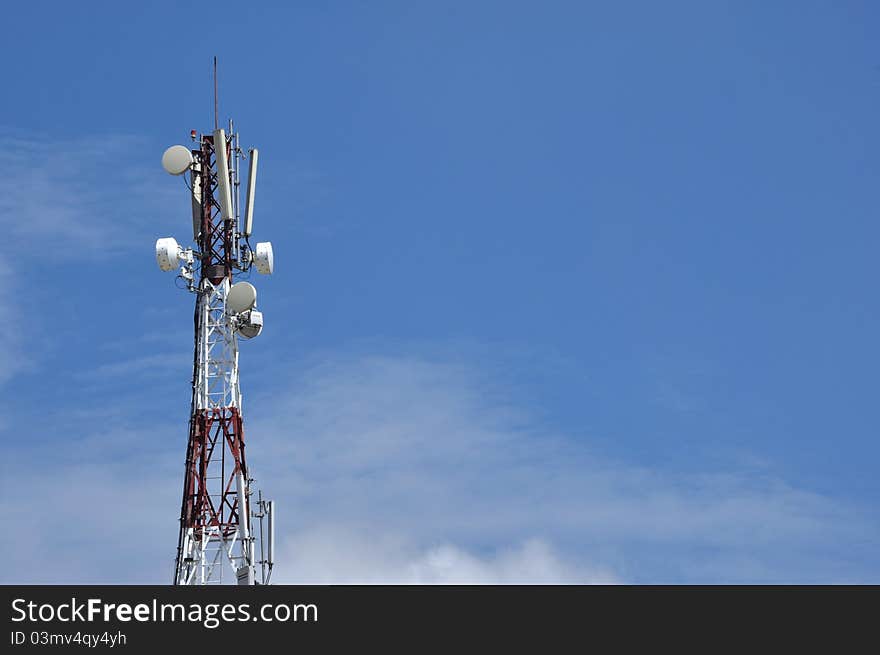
[190,158,202,240]
[243,148,258,236]
[267,500,275,569]
[213,128,234,221]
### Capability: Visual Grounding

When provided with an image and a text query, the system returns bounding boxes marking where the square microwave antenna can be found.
[254,242,274,275]
[228,281,257,315]
[162,145,193,175]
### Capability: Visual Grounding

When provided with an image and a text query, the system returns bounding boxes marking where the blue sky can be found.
[1,1,878,583]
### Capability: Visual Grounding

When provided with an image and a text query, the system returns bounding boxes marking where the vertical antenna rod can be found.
[213,56,219,131]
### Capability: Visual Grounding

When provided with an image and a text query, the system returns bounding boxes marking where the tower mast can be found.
[156,72,276,585]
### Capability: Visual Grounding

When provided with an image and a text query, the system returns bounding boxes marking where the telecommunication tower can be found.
[155,71,276,585]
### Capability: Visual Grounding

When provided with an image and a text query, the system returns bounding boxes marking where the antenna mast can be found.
[155,66,276,585]
[213,56,219,131]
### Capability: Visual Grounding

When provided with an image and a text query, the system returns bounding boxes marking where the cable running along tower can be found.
[155,67,276,585]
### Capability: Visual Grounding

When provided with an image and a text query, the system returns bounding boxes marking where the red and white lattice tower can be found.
[156,116,275,585]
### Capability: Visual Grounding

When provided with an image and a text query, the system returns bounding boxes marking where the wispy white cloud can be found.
[0,426,180,584]
[0,130,185,392]
[76,352,191,380]
[275,527,615,584]
[2,352,876,583]
[0,130,179,254]
[0,260,32,386]
[242,354,879,583]
[0,128,196,402]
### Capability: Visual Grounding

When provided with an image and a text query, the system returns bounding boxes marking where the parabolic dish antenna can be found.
[156,237,181,271]
[228,281,257,314]
[238,310,263,339]
[162,145,194,175]
[254,242,274,275]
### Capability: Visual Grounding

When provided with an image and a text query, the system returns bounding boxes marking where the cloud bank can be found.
[6,351,873,583]
[274,528,612,584]
[245,355,878,584]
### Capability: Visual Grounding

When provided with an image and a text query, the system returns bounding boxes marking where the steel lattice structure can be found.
[157,123,275,586]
